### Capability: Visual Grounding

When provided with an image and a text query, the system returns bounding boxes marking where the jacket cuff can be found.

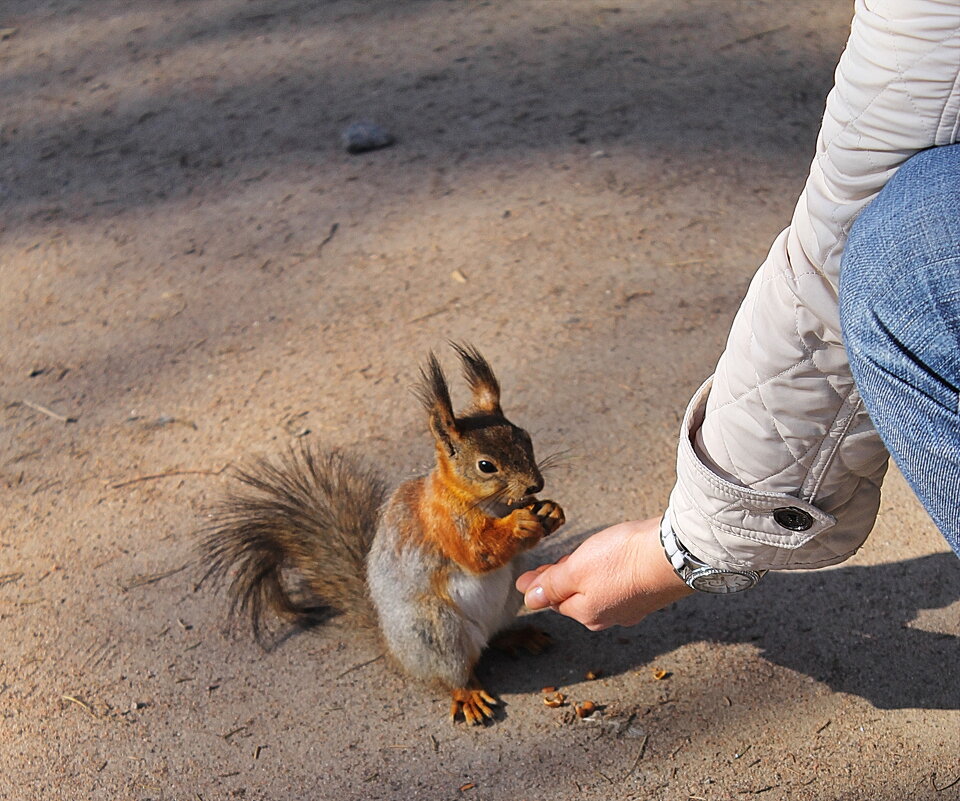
[667,378,861,572]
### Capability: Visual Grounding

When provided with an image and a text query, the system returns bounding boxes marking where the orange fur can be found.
[416,456,542,574]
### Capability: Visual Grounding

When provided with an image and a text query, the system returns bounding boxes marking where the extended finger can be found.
[515,564,552,594]
[522,560,579,610]
[515,554,572,594]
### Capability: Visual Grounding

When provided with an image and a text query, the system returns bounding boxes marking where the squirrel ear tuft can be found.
[416,352,460,454]
[450,342,502,415]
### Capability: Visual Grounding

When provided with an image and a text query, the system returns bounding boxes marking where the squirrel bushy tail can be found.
[199,445,387,639]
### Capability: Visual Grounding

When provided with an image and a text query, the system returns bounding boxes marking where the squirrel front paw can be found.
[527,499,565,536]
[511,508,546,546]
[511,500,565,546]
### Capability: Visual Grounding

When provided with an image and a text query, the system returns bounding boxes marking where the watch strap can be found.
[660,511,766,593]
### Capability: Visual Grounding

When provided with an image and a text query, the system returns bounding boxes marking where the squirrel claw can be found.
[527,499,565,537]
[450,687,498,725]
[512,500,565,546]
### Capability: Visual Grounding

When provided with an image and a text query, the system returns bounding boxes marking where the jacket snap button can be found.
[773,507,813,531]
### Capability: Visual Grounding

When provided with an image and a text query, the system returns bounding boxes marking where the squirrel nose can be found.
[525,479,544,496]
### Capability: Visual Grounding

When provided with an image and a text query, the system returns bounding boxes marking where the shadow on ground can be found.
[480,550,960,711]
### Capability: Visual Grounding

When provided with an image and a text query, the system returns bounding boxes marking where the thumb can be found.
[522,558,579,611]
[515,553,571,594]
[515,563,551,594]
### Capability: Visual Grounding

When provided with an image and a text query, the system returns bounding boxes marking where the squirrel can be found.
[199,343,565,724]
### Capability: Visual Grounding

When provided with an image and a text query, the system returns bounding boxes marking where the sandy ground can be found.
[1,0,958,799]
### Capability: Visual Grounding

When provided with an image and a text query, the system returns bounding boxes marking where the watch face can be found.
[690,570,757,594]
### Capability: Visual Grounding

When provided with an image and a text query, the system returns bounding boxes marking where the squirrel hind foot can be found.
[489,625,552,658]
[449,687,499,725]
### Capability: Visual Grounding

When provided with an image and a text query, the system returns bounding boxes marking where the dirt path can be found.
[1,1,957,799]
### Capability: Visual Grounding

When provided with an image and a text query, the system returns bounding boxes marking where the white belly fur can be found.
[447,565,516,656]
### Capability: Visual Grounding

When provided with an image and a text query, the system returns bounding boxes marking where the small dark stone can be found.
[341,121,395,154]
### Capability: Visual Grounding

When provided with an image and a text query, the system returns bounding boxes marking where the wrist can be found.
[633,518,693,604]
[659,509,766,593]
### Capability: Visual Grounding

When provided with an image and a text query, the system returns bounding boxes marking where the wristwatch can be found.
[659,513,765,594]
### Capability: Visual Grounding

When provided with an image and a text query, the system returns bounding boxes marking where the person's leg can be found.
[839,143,960,556]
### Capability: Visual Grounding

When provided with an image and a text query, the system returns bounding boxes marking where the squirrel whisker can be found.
[537,449,574,474]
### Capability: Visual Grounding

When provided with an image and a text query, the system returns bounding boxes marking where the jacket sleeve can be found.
[667,0,960,572]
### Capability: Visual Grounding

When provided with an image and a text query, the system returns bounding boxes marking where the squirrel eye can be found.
[477,459,498,474]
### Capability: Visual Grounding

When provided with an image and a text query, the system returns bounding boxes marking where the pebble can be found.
[341,121,395,154]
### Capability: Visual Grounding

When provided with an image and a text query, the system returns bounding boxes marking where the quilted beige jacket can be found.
[668,0,960,572]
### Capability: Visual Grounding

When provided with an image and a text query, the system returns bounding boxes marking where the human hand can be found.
[515,517,693,631]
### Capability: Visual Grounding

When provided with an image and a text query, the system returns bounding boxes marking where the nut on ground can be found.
[575,701,597,718]
[543,691,566,708]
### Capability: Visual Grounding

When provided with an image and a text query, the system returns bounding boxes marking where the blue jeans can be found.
[840,143,960,557]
